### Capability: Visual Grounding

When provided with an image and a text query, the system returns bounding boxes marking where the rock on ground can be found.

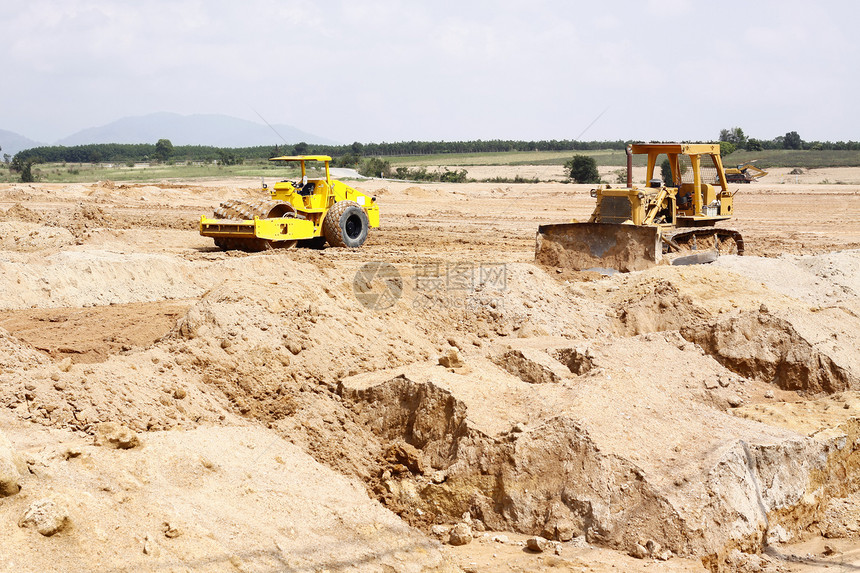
[19,498,70,536]
[93,422,141,449]
[0,431,22,497]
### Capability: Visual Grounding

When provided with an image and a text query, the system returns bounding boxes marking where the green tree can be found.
[439,168,468,183]
[719,141,736,156]
[660,158,674,187]
[783,131,802,150]
[293,141,309,155]
[564,155,600,183]
[154,138,174,162]
[358,157,391,178]
[11,156,36,182]
[746,138,763,152]
[719,127,747,149]
[334,153,361,168]
[21,161,35,182]
[217,150,242,166]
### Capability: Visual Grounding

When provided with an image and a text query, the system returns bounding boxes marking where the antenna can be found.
[252,108,290,146]
[575,106,610,141]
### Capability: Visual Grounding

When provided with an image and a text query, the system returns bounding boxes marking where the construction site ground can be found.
[0,170,859,572]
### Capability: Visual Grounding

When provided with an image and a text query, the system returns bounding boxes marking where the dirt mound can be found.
[0,203,44,223]
[0,222,74,252]
[615,279,709,335]
[491,347,574,383]
[0,422,446,572]
[682,305,860,394]
[402,186,448,198]
[0,338,233,433]
[577,257,860,395]
[0,328,51,373]
[715,251,860,307]
[734,391,860,436]
[0,251,206,310]
[1,242,852,567]
[63,204,116,239]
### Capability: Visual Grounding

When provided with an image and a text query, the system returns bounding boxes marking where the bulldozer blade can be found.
[535,223,662,273]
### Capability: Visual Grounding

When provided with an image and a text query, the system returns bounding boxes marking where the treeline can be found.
[13,133,860,166]
[13,139,632,164]
[342,139,631,155]
[12,143,268,164]
[718,127,860,153]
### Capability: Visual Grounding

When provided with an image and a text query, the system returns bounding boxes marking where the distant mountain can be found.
[0,130,46,157]
[55,113,338,147]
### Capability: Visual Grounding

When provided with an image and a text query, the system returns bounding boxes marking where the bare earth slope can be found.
[0,176,858,572]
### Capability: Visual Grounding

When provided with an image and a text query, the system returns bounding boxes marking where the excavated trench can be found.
[339,344,860,571]
[333,275,860,571]
[341,374,689,551]
[0,301,191,364]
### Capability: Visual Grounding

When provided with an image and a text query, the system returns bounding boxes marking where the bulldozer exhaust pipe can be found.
[626,145,633,188]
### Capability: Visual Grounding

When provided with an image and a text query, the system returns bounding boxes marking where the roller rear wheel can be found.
[323,200,369,248]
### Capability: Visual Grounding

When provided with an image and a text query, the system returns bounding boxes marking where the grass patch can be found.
[0,160,303,184]
[3,148,859,184]
[383,149,638,168]
[724,150,860,169]
[386,149,860,170]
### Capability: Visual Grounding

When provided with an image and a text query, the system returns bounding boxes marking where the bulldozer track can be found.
[211,200,301,252]
[664,227,745,256]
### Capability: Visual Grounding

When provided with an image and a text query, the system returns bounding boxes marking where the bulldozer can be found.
[536,143,744,272]
[724,160,767,184]
[200,155,379,251]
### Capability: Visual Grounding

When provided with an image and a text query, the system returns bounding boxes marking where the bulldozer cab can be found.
[634,143,732,221]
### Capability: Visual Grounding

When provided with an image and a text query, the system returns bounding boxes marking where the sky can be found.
[1,0,858,144]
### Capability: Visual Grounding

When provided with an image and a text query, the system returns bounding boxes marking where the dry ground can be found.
[0,170,859,572]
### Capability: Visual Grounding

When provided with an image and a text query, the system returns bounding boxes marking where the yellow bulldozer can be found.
[724,160,767,184]
[200,155,379,251]
[536,143,744,272]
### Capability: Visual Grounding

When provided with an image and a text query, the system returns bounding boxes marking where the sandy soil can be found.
[0,172,858,572]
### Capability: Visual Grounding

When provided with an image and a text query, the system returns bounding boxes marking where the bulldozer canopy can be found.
[269,155,332,162]
[629,143,720,156]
